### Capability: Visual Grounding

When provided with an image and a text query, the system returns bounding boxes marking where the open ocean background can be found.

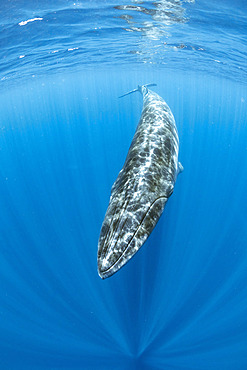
[0,0,247,369]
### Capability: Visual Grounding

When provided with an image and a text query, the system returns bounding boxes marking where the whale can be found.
[97,84,183,279]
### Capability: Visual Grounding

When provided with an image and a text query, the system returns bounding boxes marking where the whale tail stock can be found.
[118,83,157,98]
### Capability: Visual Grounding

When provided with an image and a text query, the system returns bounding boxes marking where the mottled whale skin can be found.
[98,85,182,279]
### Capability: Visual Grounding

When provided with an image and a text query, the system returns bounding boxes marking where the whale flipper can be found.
[178,162,184,174]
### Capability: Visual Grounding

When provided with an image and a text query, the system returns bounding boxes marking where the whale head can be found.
[97,194,167,279]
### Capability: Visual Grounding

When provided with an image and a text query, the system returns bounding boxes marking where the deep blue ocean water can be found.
[0,1,247,369]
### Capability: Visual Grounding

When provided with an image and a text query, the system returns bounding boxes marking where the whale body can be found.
[97,85,183,279]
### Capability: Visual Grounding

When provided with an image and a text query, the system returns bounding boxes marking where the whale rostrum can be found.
[97,84,183,279]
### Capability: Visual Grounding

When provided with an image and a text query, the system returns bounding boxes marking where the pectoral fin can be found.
[178,162,184,175]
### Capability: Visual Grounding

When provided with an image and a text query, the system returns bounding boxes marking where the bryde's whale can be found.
[97,84,183,279]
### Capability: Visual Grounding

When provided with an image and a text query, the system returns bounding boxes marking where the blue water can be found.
[0,1,247,369]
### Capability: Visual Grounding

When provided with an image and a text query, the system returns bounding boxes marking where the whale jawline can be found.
[98,195,168,279]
